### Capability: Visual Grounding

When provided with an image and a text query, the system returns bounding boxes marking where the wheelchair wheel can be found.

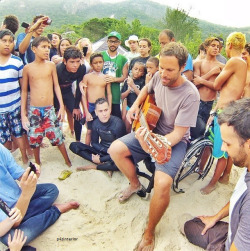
[173,138,214,193]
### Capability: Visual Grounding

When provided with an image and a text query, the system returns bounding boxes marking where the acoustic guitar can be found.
[132,94,172,164]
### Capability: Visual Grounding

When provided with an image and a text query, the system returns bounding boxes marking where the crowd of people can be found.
[0,13,250,251]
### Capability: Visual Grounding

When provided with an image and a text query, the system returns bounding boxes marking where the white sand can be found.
[0,126,244,251]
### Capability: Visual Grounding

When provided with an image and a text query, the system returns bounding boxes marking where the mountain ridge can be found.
[0,0,249,40]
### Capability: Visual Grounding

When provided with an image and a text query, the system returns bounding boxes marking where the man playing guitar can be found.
[109,42,200,251]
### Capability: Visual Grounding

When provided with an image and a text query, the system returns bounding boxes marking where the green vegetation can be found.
[1,0,249,58]
[162,7,199,42]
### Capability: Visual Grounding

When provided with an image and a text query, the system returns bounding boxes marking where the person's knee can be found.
[69,142,80,153]
[183,219,194,238]
[182,217,209,250]
[154,173,173,197]
[46,183,59,199]
[108,140,126,159]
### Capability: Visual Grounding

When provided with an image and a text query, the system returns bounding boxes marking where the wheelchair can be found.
[136,129,214,194]
[172,133,214,193]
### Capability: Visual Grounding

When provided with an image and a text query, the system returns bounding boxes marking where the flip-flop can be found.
[58,170,72,180]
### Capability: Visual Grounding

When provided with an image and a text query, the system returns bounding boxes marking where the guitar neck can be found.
[138,110,150,131]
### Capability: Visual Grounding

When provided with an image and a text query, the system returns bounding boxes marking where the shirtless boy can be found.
[201,32,247,194]
[80,53,112,145]
[191,37,225,138]
[242,43,250,97]
[21,36,71,166]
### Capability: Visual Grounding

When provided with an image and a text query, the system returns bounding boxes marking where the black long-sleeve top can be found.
[56,62,86,109]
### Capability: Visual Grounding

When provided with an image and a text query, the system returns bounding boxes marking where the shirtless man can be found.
[242,43,250,97]
[191,37,224,138]
[21,36,71,166]
[80,53,112,145]
[201,32,247,194]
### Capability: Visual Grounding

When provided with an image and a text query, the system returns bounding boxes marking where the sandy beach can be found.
[0,125,243,251]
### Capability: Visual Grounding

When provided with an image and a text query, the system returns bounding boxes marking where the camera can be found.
[43,18,52,25]
[47,33,53,41]
[82,46,88,56]
[29,162,36,174]
[21,22,29,29]
[0,199,11,216]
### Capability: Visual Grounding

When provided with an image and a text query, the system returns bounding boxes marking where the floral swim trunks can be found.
[28,106,64,148]
[0,106,25,144]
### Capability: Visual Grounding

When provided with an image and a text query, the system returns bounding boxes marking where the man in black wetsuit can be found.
[69,97,126,175]
[56,46,86,141]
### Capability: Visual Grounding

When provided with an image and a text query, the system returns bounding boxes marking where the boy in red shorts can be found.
[21,36,71,166]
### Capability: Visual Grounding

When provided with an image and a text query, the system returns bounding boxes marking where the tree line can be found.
[44,7,229,58]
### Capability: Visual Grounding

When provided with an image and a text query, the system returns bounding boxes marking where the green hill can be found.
[0,0,249,41]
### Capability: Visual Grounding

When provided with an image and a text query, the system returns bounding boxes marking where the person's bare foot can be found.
[118,183,141,203]
[200,184,216,195]
[54,201,80,213]
[219,174,230,184]
[136,231,155,251]
[76,164,97,171]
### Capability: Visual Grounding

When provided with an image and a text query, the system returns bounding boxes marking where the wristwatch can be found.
[210,110,216,116]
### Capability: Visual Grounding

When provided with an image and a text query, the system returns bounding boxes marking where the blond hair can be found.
[226,32,246,51]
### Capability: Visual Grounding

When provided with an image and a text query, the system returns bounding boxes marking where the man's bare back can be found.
[25,61,55,107]
[215,57,247,109]
[242,67,250,97]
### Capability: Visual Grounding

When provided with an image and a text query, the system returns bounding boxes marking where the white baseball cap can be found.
[125,35,139,47]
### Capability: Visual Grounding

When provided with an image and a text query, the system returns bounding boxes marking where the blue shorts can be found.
[86,102,96,130]
[28,106,64,148]
[88,102,95,113]
[0,106,25,144]
[212,116,228,159]
[119,132,187,179]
